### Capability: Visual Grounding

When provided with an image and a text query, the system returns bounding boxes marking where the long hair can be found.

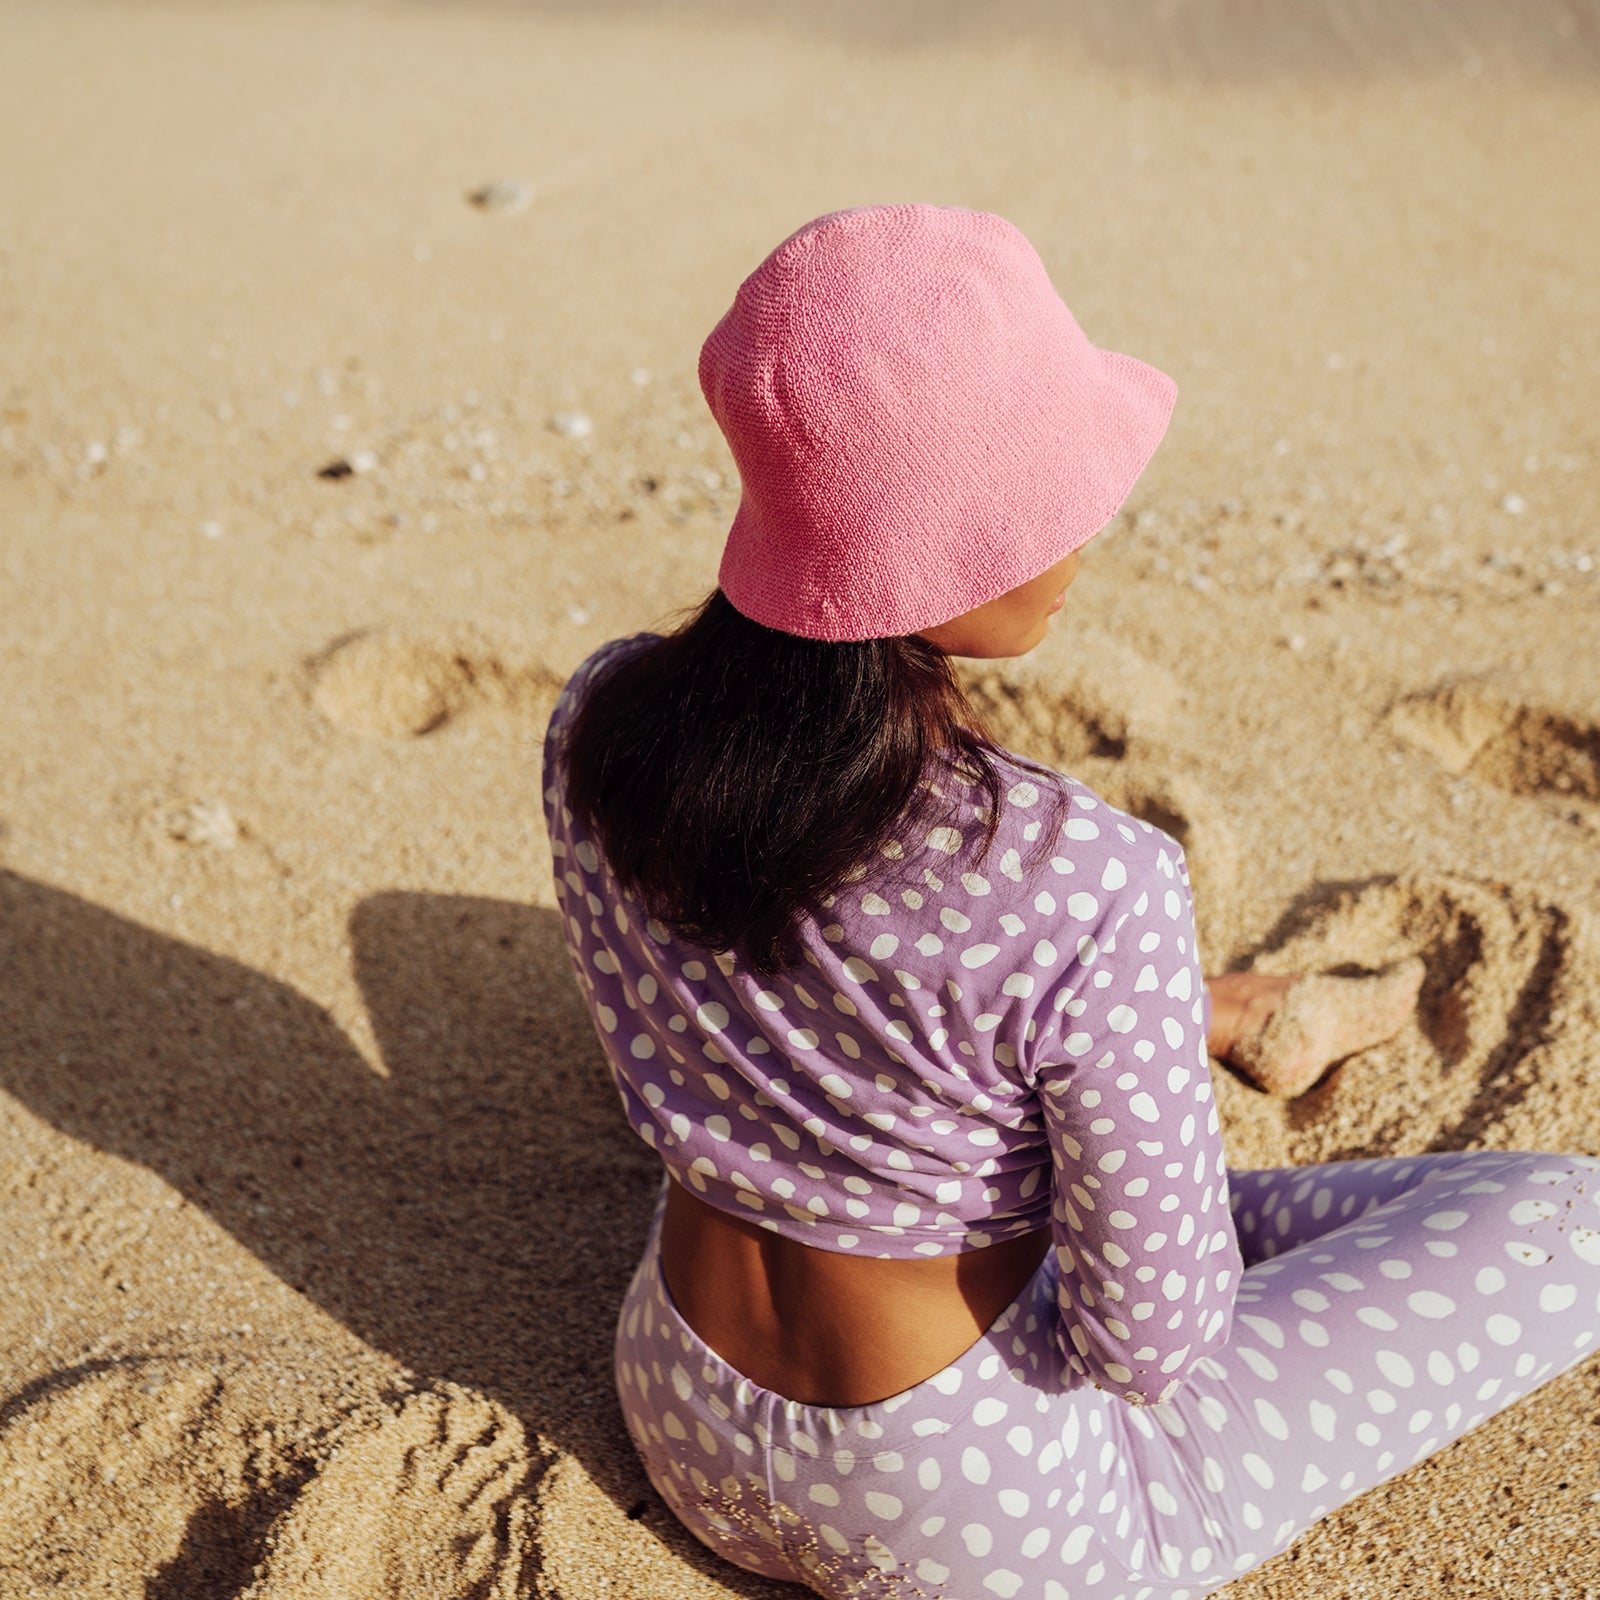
[562,591,1008,974]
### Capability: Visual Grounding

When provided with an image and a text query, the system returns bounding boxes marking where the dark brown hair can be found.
[562,590,1007,974]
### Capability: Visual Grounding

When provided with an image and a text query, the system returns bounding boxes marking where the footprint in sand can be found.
[309,626,563,740]
[958,631,1237,928]
[1390,681,1600,810]
[0,1351,541,1600]
[1217,873,1600,1167]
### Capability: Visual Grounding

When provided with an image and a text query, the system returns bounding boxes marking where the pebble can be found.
[350,450,378,475]
[468,178,534,214]
[550,412,592,440]
[200,521,223,539]
[317,459,354,480]
[629,367,653,387]
[1501,493,1528,514]
[567,605,592,626]
[166,800,239,848]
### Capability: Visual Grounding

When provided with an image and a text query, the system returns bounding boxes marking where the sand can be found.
[1,1,1597,1594]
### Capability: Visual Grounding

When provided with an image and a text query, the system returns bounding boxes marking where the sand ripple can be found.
[0,1352,542,1599]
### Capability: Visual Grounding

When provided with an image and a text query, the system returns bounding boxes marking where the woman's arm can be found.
[1028,814,1243,1405]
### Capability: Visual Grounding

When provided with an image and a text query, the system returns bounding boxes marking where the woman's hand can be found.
[1204,972,1297,1062]
[1204,961,1426,1097]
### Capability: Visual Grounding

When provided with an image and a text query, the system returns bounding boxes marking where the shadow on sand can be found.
[0,870,783,1592]
[487,0,1600,83]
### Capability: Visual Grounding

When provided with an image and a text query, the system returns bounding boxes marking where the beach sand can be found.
[1,1,1598,1593]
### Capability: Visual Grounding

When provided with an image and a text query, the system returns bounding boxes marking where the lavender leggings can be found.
[616,1152,1600,1599]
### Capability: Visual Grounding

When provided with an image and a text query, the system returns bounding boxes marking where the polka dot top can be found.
[543,637,1243,1403]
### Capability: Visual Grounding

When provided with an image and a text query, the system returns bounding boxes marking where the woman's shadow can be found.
[0,868,754,1574]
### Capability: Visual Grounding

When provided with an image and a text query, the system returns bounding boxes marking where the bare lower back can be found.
[658,1178,1052,1406]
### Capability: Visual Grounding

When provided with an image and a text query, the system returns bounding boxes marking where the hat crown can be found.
[702,205,1175,641]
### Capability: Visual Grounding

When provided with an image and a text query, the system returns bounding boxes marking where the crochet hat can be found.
[700,204,1176,642]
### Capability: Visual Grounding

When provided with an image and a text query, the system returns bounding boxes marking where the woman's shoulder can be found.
[567,631,663,693]
[813,750,1185,980]
[961,746,1186,888]
[547,632,662,733]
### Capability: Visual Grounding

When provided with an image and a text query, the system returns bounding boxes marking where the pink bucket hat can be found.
[700,204,1176,642]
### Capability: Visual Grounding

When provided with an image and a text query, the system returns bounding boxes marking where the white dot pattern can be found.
[616,1149,1600,1599]
[547,636,1235,1412]
[550,643,1600,1596]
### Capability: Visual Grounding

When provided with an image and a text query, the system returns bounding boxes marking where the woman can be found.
[542,206,1600,1599]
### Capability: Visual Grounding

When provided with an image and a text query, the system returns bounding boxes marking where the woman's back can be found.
[544,633,1238,1408]
[656,1180,1051,1404]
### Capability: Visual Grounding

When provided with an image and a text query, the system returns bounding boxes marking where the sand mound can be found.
[1390,682,1600,807]
[959,623,1178,765]
[1213,874,1600,1168]
[309,628,562,741]
[0,1351,542,1600]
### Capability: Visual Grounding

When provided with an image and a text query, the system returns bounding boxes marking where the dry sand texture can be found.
[2,1,1599,1594]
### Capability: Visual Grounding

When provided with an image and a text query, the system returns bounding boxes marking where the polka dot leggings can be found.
[615,1152,1600,1599]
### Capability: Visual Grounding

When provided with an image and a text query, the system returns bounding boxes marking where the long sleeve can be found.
[1026,799,1242,1404]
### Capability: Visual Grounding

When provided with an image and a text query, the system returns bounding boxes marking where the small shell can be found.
[467,178,533,214]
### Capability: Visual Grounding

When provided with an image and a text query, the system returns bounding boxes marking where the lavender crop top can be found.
[543,637,1242,1402]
